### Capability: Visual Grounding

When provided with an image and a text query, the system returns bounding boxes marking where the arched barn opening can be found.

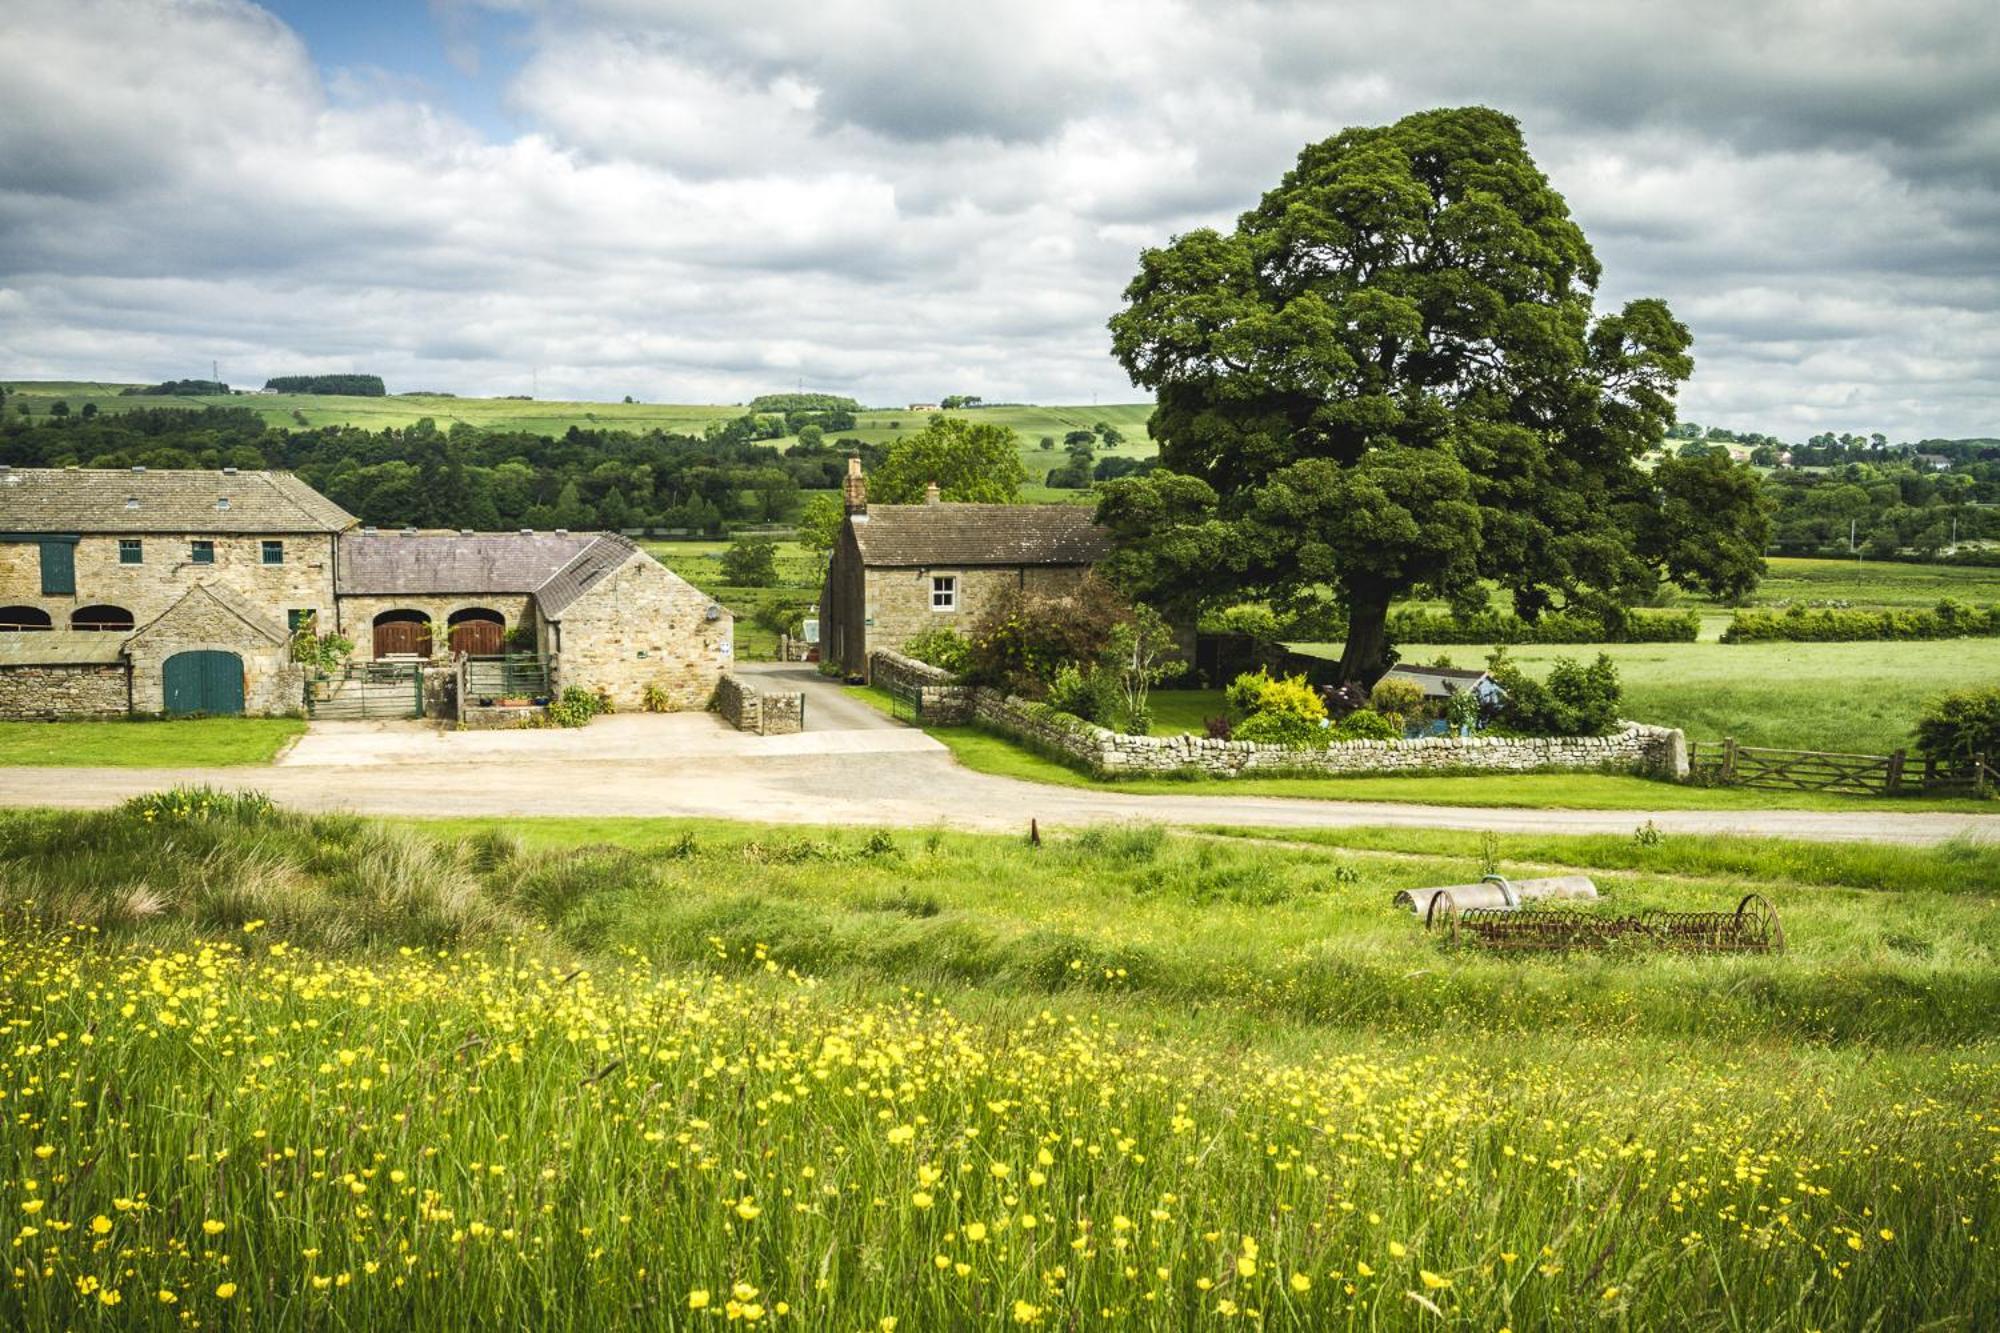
[0,606,52,631]
[71,605,135,632]
[447,607,506,656]
[372,609,432,659]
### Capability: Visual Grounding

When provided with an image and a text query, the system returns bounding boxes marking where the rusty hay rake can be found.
[1424,892,1784,955]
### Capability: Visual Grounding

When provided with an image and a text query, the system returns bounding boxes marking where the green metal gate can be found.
[162,650,246,716]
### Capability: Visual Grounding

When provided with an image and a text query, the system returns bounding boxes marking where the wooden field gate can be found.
[1690,737,1996,796]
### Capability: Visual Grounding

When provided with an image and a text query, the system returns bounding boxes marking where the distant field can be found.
[0,382,1155,482]
[1724,555,2000,609]
[1290,637,2000,753]
[644,539,821,659]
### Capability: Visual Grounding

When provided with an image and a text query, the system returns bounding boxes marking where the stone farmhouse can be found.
[819,458,1111,680]
[0,466,730,719]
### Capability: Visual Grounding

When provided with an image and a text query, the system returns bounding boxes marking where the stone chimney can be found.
[924,480,941,506]
[843,455,868,515]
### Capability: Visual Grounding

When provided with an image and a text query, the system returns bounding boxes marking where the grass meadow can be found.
[645,539,823,659]
[0,717,304,767]
[1287,638,2000,754]
[0,794,1994,1328]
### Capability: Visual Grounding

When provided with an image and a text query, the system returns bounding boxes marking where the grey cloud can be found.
[0,0,1997,437]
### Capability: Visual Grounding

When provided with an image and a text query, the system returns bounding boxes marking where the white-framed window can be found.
[930,575,957,612]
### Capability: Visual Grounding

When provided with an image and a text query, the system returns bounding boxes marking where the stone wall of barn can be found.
[127,597,304,717]
[332,594,535,658]
[857,563,1092,682]
[0,534,339,632]
[549,554,731,711]
[0,664,131,719]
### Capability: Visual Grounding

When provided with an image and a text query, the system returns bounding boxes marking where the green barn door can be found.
[163,651,245,716]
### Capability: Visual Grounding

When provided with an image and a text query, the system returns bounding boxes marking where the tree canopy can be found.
[868,415,1026,504]
[1101,106,1769,684]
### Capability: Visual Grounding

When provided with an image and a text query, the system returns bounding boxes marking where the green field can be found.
[1287,638,2000,754]
[0,382,1156,486]
[0,717,304,766]
[0,798,1992,1328]
[644,539,821,659]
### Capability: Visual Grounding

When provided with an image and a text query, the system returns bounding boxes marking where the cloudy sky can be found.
[2,0,1996,439]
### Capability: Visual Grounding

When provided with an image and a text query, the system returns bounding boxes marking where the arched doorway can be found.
[447,607,506,656]
[163,650,245,716]
[0,606,52,631]
[372,609,432,659]
[71,605,135,632]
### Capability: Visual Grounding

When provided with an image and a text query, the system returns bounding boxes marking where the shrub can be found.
[1369,676,1427,725]
[1045,664,1121,725]
[903,626,971,675]
[122,786,276,825]
[719,536,779,587]
[1225,670,1326,724]
[1384,608,1700,644]
[1722,600,2000,643]
[965,575,1130,694]
[547,686,609,729]
[1331,708,1399,741]
[1232,710,1327,747]
[641,682,672,713]
[1913,687,2000,763]
[1485,650,1622,736]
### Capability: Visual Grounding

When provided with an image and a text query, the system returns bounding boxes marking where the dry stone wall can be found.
[867,653,1689,781]
[715,673,803,736]
[0,664,130,719]
[971,691,1687,779]
[869,650,975,722]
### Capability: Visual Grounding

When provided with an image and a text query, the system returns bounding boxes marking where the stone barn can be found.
[819,459,1112,681]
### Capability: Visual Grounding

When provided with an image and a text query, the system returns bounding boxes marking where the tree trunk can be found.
[1337,595,1392,688]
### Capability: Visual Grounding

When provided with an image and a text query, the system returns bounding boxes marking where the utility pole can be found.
[212,359,219,386]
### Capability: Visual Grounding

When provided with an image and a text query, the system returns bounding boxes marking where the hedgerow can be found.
[1722,599,2000,643]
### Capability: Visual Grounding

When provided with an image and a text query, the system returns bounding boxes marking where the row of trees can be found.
[0,406,897,533]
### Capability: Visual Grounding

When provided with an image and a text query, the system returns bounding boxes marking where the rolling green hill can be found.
[0,382,1154,469]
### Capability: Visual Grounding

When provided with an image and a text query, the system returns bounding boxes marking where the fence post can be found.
[1885,748,1905,795]
[1721,736,1738,783]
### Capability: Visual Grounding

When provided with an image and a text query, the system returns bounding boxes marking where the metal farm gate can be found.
[308,661,424,720]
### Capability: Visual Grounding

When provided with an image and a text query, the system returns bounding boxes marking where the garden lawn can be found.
[0,801,1994,1329]
[1288,637,2000,753]
[0,716,303,766]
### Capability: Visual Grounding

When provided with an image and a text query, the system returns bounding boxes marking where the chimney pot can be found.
[843,455,868,516]
[924,481,941,505]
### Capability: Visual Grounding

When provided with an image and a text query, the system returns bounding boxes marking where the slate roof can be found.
[0,632,128,666]
[849,503,1111,568]
[131,583,289,646]
[0,467,355,534]
[338,531,598,596]
[1383,665,1499,700]
[534,534,640,618]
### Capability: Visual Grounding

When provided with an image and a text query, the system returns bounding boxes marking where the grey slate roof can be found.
[338,531,598,596]
[0,467,355,534]
[0,632,128,666]
[534,534,640,618]
[849,503,1111,568]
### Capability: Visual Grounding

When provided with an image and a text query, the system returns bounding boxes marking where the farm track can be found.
[0,747,1990,846]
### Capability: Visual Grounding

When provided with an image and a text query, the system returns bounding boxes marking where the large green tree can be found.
[1103,106,1768,685]
[869,415,1026,504]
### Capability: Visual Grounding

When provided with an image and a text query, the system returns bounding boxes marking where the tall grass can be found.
[0,799,1994,1327]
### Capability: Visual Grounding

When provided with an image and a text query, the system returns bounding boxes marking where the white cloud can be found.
[0,0,1996,437]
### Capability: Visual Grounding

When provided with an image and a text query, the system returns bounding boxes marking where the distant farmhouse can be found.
[0,467,730,719]
[820,459,1110,680]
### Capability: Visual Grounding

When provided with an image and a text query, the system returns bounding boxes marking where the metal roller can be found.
[1394,874,1598,916]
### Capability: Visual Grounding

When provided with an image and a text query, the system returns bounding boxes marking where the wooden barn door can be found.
[373,618,432,658]
[448,617,505,656]
[163,650,245,716]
